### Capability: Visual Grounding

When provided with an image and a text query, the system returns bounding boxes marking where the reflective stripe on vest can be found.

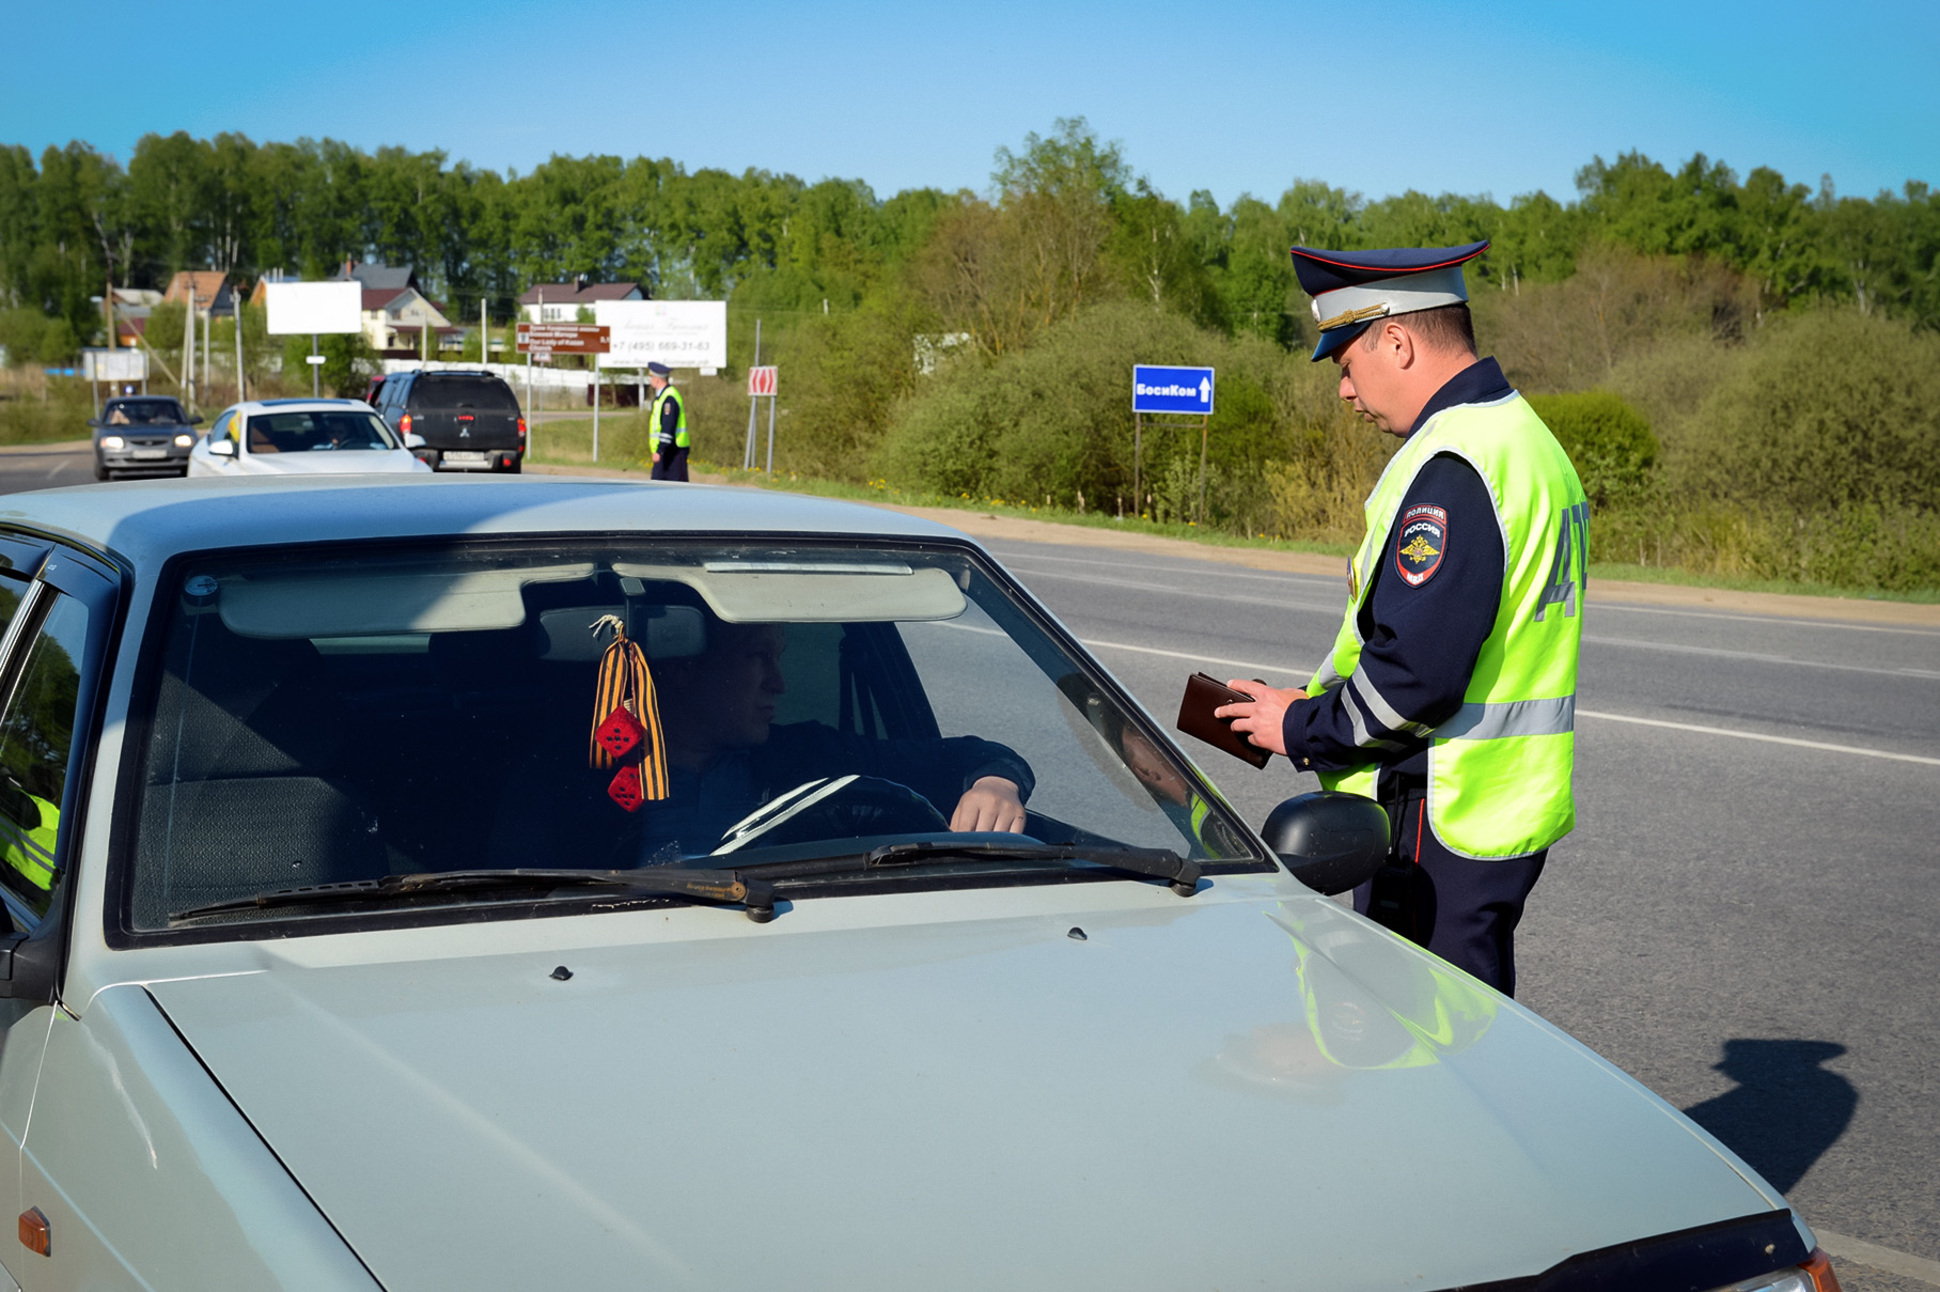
[651,386,689,450]
[1305,392,1588,859]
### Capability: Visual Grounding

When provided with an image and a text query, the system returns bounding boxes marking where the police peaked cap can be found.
[1290,240,1489,361]
[647,361,672,376]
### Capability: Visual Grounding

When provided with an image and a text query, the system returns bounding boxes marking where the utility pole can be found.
[743,318,762,470]
[233,285,247,402]
[592,353,600,462]
[202,282,212,395]
[185,287,197,412]
[481,296,488,368]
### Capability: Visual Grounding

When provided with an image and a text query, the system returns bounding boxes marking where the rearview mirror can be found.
[209,439,235,458]
[1261,791,1389,896]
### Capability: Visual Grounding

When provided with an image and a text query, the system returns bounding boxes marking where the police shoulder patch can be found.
[1395,504,1448,587]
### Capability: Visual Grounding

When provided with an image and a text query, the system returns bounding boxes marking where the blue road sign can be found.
[1133,364,1214,415]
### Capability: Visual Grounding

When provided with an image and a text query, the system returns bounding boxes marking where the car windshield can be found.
[125,541,1260,933]
[246,410,397,453]
[105,400,182,425]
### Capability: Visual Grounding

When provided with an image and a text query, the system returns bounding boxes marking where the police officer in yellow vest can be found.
[1219,241,1587,997]
[647,361,690,482]
[0,776,58,894]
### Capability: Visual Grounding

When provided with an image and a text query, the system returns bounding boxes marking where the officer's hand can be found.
[951,776,1027,833]
[650,451,660,463]
[1216,680,1307,756]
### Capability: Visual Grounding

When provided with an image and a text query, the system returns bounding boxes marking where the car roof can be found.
[0,477,971,572]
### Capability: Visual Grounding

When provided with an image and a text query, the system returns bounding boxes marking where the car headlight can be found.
[174,433,193,447]
[100,435,125,450]
[1712,1249,1840,1292]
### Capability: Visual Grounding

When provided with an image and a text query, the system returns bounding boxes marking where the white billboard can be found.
[594,300,728,370]
[82,349,148,381]
[265,280,363,335]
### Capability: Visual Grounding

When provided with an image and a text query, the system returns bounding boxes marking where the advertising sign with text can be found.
[595,300,728,370]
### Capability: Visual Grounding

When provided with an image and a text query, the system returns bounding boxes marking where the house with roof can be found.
[163,271,236,321]
[517,279,645,323]
[110,288,163,346]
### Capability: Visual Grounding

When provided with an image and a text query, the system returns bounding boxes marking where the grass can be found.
[0,378,98,446]
[1584,561,1940,604]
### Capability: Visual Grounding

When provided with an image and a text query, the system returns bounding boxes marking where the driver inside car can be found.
[494,616,1034,866]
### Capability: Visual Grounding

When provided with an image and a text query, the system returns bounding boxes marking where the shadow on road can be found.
[1681,1039,1856,1194]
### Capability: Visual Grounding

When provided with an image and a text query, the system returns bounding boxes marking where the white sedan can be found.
[0,476,1845,1292]
[187,398,430,476]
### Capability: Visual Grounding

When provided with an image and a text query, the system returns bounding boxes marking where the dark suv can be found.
[374,371,525,472]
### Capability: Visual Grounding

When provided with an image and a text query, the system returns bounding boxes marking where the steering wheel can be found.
[712,775,949,854]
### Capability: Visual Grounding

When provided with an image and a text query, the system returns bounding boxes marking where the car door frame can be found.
[0,533,125,1005]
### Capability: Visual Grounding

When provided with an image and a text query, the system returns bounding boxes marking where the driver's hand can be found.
[951,776,1027,833]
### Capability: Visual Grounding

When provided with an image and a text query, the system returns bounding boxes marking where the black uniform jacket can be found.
[1283,358,1515,779]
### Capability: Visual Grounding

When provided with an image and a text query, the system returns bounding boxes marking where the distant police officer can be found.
[1218,241,1588,997]
[647,362,690,481]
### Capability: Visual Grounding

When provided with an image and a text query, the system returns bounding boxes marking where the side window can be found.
[0,591,91,924]
[210,410,237,444]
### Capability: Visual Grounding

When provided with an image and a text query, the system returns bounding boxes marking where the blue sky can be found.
[7,0,1934,207]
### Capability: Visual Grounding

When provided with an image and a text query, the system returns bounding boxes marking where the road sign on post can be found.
[1129,365,1216,524]
[745,364,779,473]
[1132,365,1215,416]
[515,324,610,355]
[516,324,611,459]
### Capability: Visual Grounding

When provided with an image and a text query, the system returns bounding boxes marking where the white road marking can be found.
[1813,1229,1940,1286]
[1001,562,1342,614]
[990,546,1344,589]
[1575,710,1940,767]
[1585,634,1940,680]
[1077,639,1940,767]
[1079,638,1309,678]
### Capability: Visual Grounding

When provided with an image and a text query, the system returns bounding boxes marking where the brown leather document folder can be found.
[1175,672,1273,769]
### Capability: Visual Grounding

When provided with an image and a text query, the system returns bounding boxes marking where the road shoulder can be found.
[524,462,1940,628]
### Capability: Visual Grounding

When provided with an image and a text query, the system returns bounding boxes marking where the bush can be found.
[876,300,1314,529]
[1692,307,1940,514]
[280,332,376,398]
[1524,390,1657,510]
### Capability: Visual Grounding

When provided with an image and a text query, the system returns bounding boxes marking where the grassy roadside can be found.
[530,419,1938,604]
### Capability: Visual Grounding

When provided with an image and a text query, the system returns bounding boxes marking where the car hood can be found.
[146,889,1780,1292]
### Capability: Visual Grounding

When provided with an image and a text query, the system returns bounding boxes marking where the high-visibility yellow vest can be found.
[0,791,58,891]
[1306,392,1588,858]
[651,385,689,450]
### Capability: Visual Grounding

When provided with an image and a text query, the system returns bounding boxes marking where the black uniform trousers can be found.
[1352,778,1545,998]
[650,448,689,481]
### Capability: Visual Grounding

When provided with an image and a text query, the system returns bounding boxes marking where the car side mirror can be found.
[1261,791,1389,896]
[209,439,235,458]
[86,417,100,428]
[404,432,426,448]
[190,415,205,425]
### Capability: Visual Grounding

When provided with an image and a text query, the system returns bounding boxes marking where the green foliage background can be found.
[1,117,1937,592]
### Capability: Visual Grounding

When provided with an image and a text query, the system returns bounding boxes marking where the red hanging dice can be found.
[595,705,646,760]
[608,764,645,812]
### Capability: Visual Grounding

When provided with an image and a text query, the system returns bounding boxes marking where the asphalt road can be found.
[0,442,96,493]
[4,449,1934,1284]
[975,535,1940,1288]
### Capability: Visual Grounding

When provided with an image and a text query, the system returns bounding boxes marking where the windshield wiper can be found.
[734,841,1202,897]
[169,867,780,925]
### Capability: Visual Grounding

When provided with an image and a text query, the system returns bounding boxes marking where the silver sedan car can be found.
[0,476,1840,1291]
